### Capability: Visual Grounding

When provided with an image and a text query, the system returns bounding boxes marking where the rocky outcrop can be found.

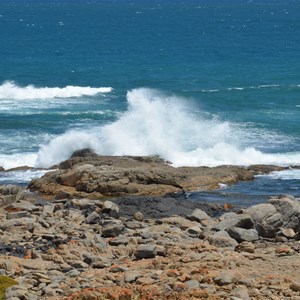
[28,153,254,198]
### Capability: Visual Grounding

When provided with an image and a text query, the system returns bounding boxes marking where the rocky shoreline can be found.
[0,152,300,299]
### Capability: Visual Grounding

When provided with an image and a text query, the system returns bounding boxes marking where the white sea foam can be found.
[0,81,112,100]
[0,169,49,184]
[34,88,300,168]
[0,153,38,170]
[260,169,300,180]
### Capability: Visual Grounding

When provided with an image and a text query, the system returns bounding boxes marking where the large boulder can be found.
[269,195,300,232]
[243,196,300,238]
[245,203,282,238]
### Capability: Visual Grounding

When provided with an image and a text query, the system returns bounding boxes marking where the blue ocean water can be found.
[0,0,299,201]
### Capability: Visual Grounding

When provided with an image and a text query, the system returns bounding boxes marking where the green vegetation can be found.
[0,276,18,300]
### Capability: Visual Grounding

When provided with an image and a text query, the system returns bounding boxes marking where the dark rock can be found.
[135,244,157,259]
[70,148,97,158]
[102,200,119,218]
[85,211,101,224]
[186,226,203,238]
[101,220,124,237]
[6,211,32,219]
[113,195,224,220]
[109,236,129,246]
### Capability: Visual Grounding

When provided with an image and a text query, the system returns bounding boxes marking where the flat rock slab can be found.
[28,154,254,198]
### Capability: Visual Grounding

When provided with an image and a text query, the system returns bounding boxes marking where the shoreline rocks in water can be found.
[1,152,300,299]
[28,152,256,199]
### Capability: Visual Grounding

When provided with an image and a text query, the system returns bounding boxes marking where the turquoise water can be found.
[0,0,299,200]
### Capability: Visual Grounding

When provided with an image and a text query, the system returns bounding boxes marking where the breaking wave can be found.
[0,81,112,100]
[34,88,300,168]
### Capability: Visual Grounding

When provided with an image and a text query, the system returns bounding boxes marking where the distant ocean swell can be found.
[1,87,299,170]
[0,81,112,100]
[199,84,300,93]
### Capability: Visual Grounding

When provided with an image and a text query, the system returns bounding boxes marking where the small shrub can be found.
[0,276,18,300]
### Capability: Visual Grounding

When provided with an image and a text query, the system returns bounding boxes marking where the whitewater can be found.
[0,84,299,173]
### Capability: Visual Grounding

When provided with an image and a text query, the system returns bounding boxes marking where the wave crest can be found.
[35,88,300,168]
[0,81,112,100]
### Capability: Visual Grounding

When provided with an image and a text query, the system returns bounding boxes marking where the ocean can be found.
[0,0,299,204]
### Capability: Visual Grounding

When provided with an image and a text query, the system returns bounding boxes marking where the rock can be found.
[186,226,203,238]
[206,231,238,249]
[102,200,119,218]
[290,281,300,292]
[71,148,97,158]
[124,271,142,283]
[94,234,107,247]
[214,272,239,286]
[101,220,124,237]
[6,211,32,219]
[54,190,73,200]
[231,286,250,299]
[187,208,211,223]
[270,196,300,231]
[156,245,167,257]
[71,261,89,269]
[42,204,55,214]
[133,211,144,222]
[5,285,36,300]
[85,211,101,224]
[0,185,25,206]
[245,203,283,238]
[135,244,157,259]
[29,154,254,198]
[162,216,198,230]
[109,236,129,246]
[0,218,35,231]
[109,265,129,273]
[217,212,254,231]
[280,228,296,238]
[185,279,200,289]
[0,166,4,171]
[5,201,40,212]
[227,227,259,242]
[136,276,156,285]
[235,241,255,253]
